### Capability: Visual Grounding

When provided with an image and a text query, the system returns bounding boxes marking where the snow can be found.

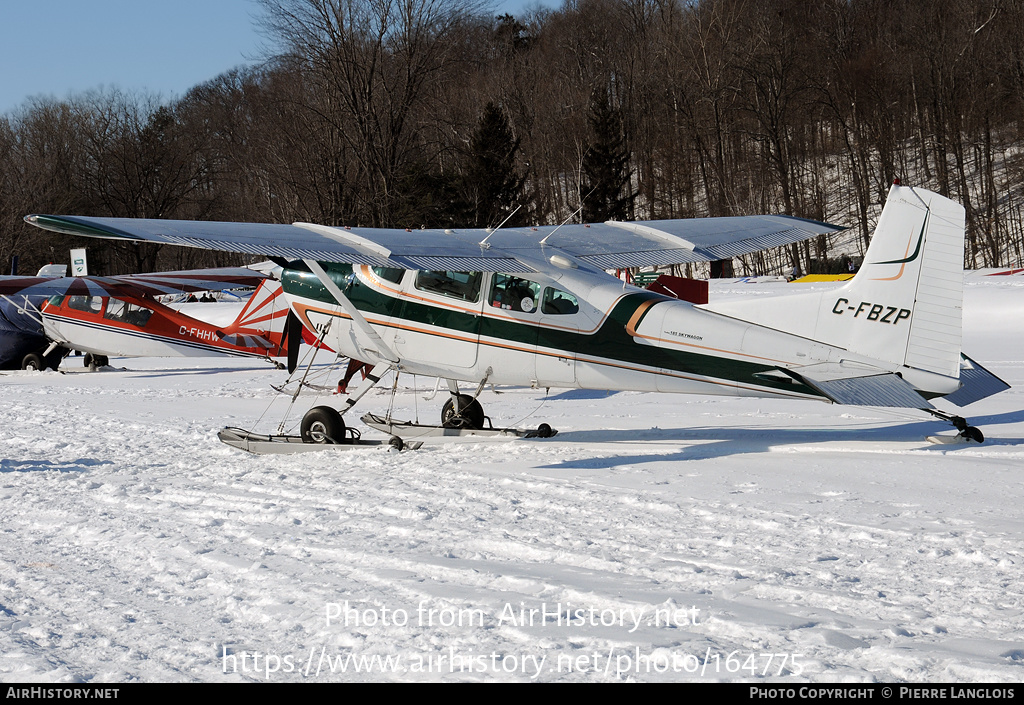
[1,274,1023,683]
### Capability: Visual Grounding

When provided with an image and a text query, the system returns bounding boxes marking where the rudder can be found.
[829,184,965,377]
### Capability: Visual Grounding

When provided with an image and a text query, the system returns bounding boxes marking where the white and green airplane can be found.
[25,183,1008,447]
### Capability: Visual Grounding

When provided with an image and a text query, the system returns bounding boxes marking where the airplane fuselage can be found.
[280,262,866,402]
[40,293,274,359]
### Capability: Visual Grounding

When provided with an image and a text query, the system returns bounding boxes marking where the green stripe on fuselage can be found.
[282,264,817,397]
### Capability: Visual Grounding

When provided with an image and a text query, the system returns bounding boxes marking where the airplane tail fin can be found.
[216,279,292,355]
[706,184,966,378]
[828,184,965,377]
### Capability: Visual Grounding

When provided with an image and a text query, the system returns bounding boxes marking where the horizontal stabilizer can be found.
[780,365,933,408]
[942,355,1011,407]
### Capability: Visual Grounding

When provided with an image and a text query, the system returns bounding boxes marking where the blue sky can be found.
[0,0,549,115]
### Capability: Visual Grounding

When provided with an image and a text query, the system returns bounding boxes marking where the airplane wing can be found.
[0,267,268,300]
[24,213,844,273]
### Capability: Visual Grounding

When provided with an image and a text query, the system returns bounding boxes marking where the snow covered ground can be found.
[1,275,1023,683]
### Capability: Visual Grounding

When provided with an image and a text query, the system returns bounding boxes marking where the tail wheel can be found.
[963,426,985,443]
[441,394,485,430]
[301,406,345,444]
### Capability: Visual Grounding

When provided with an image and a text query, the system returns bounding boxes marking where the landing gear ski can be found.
[218,361,414,454]
[361,376,557,443]
[217,426,416,454]
[361,412,556,442]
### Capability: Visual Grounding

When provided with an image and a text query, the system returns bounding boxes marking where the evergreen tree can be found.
[464,102,525,228]
[581,88,635,223]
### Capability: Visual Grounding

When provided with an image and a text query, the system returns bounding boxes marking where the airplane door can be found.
[535,285,579,386]
[391,270,483,369]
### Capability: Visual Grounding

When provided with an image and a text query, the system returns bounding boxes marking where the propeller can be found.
[284,310,302,374]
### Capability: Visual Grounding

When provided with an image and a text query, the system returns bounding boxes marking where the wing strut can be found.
[303,259,400,365]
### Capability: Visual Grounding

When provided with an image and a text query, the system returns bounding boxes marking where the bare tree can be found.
[257,0,487,226]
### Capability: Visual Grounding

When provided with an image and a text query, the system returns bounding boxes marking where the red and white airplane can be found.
[0,268,301,370]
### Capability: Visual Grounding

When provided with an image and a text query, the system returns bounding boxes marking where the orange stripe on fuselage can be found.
[290,300,812,399]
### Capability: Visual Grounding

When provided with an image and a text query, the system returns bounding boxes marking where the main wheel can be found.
[301,406,346,444]
[21,353,44,371]
[85,354,108,370]
[964,426,984,443]
[441,394,485,430]
[301,405,346,442]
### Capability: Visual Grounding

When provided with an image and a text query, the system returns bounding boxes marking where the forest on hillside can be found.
[1,0,1022,277]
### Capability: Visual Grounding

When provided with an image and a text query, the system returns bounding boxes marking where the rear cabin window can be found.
[371,267,405,284]
[415,271,482,303]
[542,287,580,315]
[103,299,154,328]
[490,275,541,314]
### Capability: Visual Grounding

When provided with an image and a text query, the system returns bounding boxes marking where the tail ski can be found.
[216,279,291,354]
[705,184,966,381]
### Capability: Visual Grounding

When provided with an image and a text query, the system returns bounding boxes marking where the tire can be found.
[84,353,108,369]
[21,353,44,371]
[964,426,985,443]
[301,406,345,444]
[441,394,485,430]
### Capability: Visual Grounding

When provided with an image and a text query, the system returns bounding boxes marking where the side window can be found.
[542,287,579,315]
[67,295,104,314]
[371,267,405,284]
[415,271,482,303]
[103,299,153,328]
[489,274,541,314]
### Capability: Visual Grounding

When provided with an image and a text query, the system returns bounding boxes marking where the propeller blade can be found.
[285,310,302,374]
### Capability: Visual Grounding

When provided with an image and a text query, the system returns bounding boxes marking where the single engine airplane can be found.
[23,183,1009,448]
[0,268,301,370]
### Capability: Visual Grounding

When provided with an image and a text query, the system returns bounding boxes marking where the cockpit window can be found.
[415,271,482,302]
[489,274,541,314]
[542,287,579,315]
[67,295,104,314]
